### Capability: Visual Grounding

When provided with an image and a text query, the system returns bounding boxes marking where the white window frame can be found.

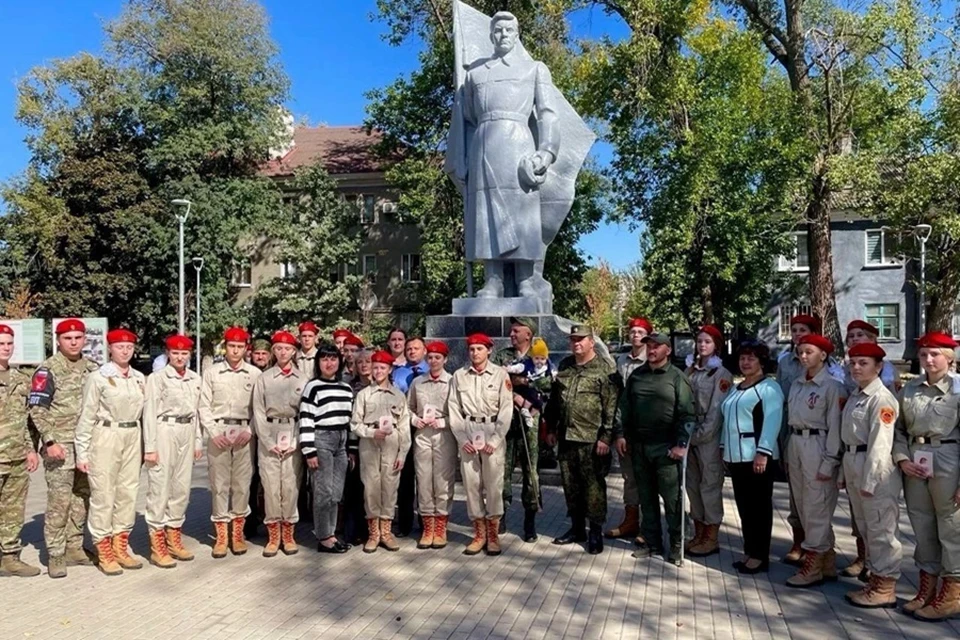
[231,260,252,288]
[864,229,901,267]
[359,195,376,225]
[864,303,901,341]
[362,254,377,283]
[953,305,960,340]
[279,261,298,279]
[778,231,809,272]
[401,253,422,283]
[778,302,812,341]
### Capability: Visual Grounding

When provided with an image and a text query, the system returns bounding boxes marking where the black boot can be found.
[588,522,603,555]
[523,510,538,543]
[552,517,586,545]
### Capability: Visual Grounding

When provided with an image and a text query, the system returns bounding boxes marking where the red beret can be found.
[797,334,834,354]
[298,321,318,335]
[628,318,653,333]
[371,350,395,366]
[426,341,449,357]
[107,328,137,344]
[56,318,86,335]
[344,333,365,348]
[333,329,351,339]
[790,314,822,333]
[0,324,13,337]
[916,331,958,349]
[849,343,886,359]
[846,320,879,336]
[698,325,724,345]
[165,334,194,351]
[223,327,249,344]
[272,331,297,346]
[466,333,494,348]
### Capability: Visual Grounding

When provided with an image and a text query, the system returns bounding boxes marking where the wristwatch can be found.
[44,439,56,448]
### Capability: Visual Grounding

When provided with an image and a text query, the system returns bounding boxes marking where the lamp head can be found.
[192,257,204,270]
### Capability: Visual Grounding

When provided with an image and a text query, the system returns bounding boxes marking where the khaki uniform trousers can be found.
[87,424,141,541]
[359,435,403,520]
[904,442,960,577]
[687,436,724,525]
[43,443,89,557]
[0,460,29,553]
[145,420,196,530]
[207,439,254,522]
[414,427,457,516]
[788,432,839,552]
[461,446,506,521]
[844,451,903,579]
[259,447,303,524]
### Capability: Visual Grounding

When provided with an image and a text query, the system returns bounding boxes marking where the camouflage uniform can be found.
[28,352,99,560]
[0,365,32,555]
[493,347,541,512]
[545,355,618,525]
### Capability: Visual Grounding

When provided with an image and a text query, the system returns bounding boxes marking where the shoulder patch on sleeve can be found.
[505,378,512,391]
[719,379,731,393]
[28,368,55,407]
[879,406,895,426]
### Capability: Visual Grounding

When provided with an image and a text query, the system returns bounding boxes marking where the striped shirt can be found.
[298,377,353,459]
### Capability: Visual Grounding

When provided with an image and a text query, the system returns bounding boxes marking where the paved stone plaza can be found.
[1,463,957,640]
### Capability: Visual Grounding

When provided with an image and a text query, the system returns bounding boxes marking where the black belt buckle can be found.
[266,417,293,424]
[221,418,248,426]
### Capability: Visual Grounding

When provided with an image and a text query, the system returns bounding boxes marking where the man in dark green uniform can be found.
[613,332,695,566]
[545,324,618,554]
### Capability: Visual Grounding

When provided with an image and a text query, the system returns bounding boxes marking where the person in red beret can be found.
[198,327,261,559]
[780,334,848,587]
[249,330,306,559]
[74,328,146,576]
[841,341,903,608]
[141,334,202,568]
[28,317,99,578]
[333,329,351,353]
[0,324,42,577]
[350,350,411,553]
[447,333,513,556]
[682,325,733,557]
[407,340,455,550]
[341,333,366,386]
[606,317,654,542]
[296,322,320,379]
[893,332,960,620]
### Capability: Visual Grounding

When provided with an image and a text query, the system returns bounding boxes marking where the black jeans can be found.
[396,446,417,534]
[730,461,774,560]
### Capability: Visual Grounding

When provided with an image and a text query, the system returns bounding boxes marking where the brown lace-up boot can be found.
[846,574,898,609]
[281,522,299,555]
[212,521,229,558]
[418,516,436,549]
[112,532,142,570]
[688,524,720,557]
[903,570,938,614]
[149,528,176,569]
[464,519,487,556]
[363,518,381,553]
[914,577,960,622]
[486,518,502,556]
[432,515,449,549]
[605,505,640,539]
[786,551,824,588]
[841,536,866,578]
[95,537,123,576]
[263,522,281,557]
[231,517,248,555]
[380,519,400,551]
[165,527,194,561]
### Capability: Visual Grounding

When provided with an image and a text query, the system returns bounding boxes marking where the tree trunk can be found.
[807,164,843,350]
[927,258,960,334]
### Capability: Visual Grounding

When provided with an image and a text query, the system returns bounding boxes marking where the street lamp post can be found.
[915,224,933,334]
[171,199,193,334]
[192,257,204,375]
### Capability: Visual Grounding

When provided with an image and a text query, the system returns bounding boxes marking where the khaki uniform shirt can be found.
[296,348,317,380]
[252,365,306,450]
[893,374,960,464]
[407,370,452,429]
[143,365,202,454]
[198,360,260,438]
[447,363,513,449]
[75,365,147,465]
[350,384,412,457]
[0,366,32,463]
[616,350,646,383]
[787,366,847,476]
[841,377,899,495]
[686,362,733,445]
[28,352,99,445]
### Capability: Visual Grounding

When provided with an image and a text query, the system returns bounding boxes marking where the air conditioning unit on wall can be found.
[381,201,397,214]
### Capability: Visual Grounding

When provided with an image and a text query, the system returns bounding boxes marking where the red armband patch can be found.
[719,379,731,393]
[879,407,895,426]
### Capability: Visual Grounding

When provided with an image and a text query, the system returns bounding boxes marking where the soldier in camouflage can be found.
[28,318,100,578]
[0,324,41,577]
[545,324,619,555]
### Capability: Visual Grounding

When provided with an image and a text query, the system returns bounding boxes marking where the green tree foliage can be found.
[1,0,289,347]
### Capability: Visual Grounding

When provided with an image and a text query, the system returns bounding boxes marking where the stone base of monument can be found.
[426,309,575,369]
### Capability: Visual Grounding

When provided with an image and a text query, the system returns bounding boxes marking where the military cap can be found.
[333,328,351,339]
[628,317,653,333]
[798,334,834,354]
[0,324,13,337]
[344,333,365,348]
[223,327,249,344]
[272,331,297,346]
[509,316,537,332]
[846,320,879,336]
[916,331,958,349]
[698,325,724,346]
[426,341,449,357]
[298,321,319,335]
[371,350,395,365]
[107,328,137,344]
[790,314,822,334]
[250,338,271,352]
[641,332,671,346]
[466,333,494,348]
[56,318,85,335]
[569,324,594,338]
[849,343,886,359]
[165,334,194,351]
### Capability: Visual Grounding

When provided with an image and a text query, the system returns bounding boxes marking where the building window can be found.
[231,260,252,288]
[359,195,376,224]
[952,306,960,339]
[362,254,377,283]
[778,232,809,271]
[401,254,422,283]
[865,229,901,266]
[778,302,812,341]
[865,304,900,340]
[279,261,298,279]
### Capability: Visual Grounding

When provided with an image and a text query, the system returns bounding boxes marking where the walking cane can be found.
[680,449,689,567]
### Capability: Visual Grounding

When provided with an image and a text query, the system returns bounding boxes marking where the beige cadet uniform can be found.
[787,367,846,552]
[351,384,411,519]
[407,371,456,516]
[199,360,260,522]
[143,365,202,530]
[447,363,513,520]
[841,377,902,578]
[615,351,645,508]
[252,365,305,524]
[894,375,960,578]
[686,362,733,526]
[75,365,146,542]
[297,348,317,381]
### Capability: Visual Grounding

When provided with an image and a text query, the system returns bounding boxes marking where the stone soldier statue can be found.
[28,318,99,578]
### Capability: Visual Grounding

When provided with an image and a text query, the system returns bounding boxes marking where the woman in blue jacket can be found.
[720,340,784,574]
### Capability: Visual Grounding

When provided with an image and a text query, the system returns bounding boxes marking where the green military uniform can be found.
[493,347,540,514]
[28,351,99,570]
[545,351,618,528]
[614,357,695,557]
[0,365,33,562]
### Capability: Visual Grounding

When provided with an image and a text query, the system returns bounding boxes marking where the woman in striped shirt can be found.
[299,342,354,554]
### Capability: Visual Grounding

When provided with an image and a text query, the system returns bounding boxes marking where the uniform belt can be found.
[844,444,868,453]
[159,415,193,424]
[911,437,959,446]
[266,417,294,424]
[467,416,497,423]
[217,418,249,426]
[477,110,528,125]
[98,420,139,429]
[792,428,825,436]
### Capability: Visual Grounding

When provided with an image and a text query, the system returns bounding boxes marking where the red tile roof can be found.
[260,126,391,177]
